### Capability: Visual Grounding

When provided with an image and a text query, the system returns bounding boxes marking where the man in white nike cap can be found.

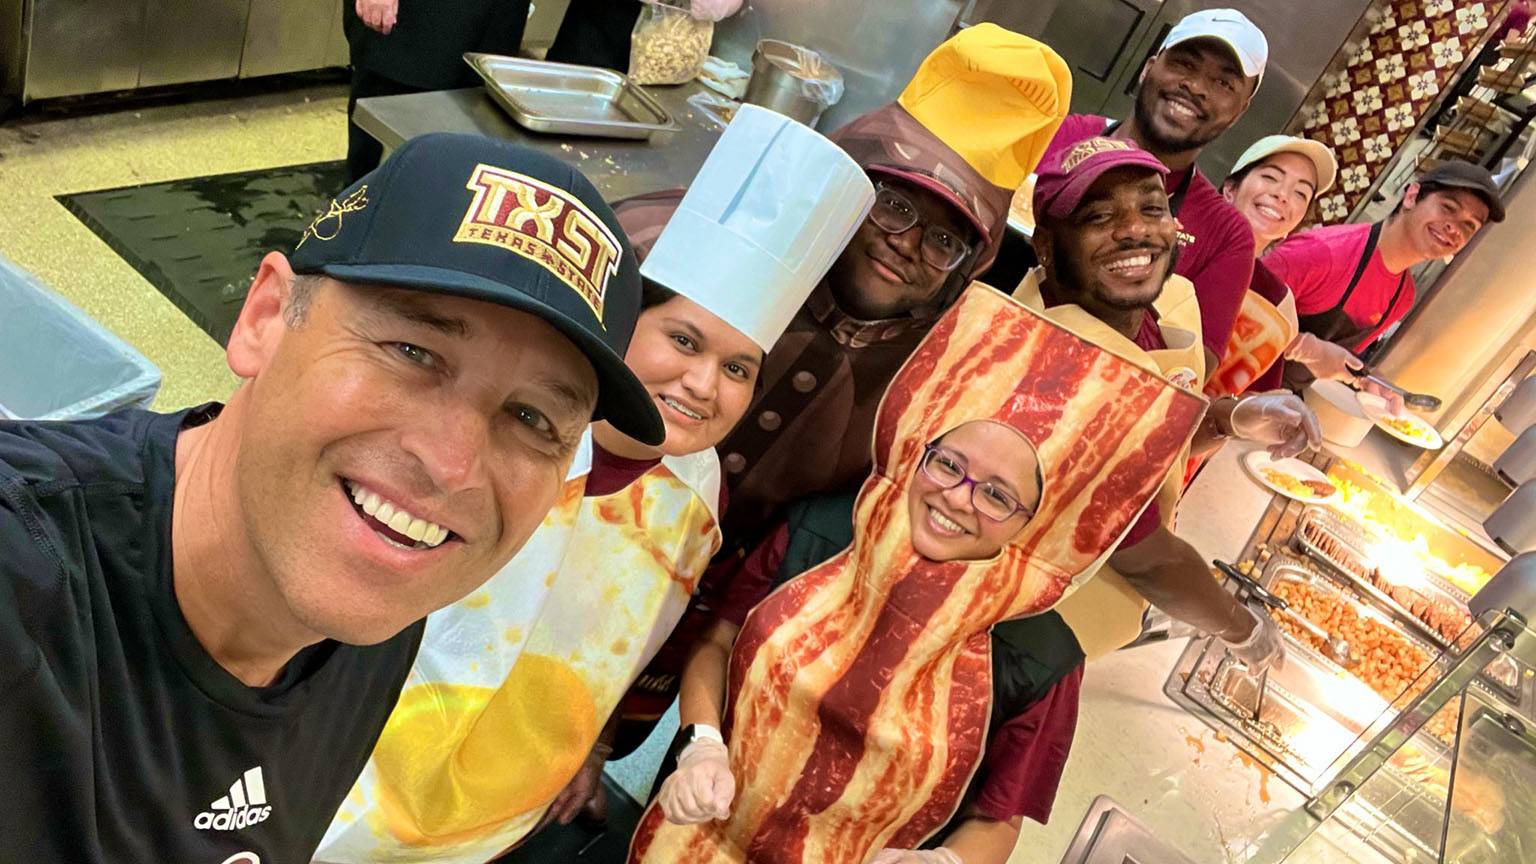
[1040,8,1269,375]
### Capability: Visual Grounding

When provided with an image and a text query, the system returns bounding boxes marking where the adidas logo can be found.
[193,767,273,832]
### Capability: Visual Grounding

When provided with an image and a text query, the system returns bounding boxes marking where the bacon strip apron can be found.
[1010,269,1212,661]
[317,436,721,862]
[628,285,1207,864]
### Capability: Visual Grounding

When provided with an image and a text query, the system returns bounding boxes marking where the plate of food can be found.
[1361,399,1444,450]
[1242,451,1339,503]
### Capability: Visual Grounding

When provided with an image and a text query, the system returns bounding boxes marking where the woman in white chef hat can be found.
[314,105,876,864]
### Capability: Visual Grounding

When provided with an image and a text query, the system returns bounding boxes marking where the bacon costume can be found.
[628,284,1206,864]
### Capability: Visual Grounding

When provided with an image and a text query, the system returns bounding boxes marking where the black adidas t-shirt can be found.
[0,406,423,863]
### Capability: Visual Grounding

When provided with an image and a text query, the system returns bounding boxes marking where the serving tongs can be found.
[1213,560,1358,670]
[1347,366,1442,412]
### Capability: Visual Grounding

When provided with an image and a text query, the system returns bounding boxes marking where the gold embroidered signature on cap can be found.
[297,187,369,248]
[455,164,621,324]
[1060,138,1133,173]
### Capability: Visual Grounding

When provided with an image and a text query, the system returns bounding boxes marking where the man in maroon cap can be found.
[1021,136,1315,665]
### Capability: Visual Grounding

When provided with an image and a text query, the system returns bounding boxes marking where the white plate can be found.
[1242,451,1340,503]
[1361,399,1445,450]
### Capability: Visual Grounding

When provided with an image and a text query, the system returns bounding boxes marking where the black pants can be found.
[544,0,641,72]
[346,67,428,183]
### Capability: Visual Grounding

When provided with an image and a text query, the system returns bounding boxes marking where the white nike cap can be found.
[1230,134,1338,195]
[1160,8,1269,90]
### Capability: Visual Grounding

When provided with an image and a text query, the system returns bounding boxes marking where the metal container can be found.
[709,0,961,131]
[1171,557,1445,792]
[464,53,678,141]
[1291,507,1520,699]
[742,39,843,127]
[1294,506,1377,585]
[1295,506,1478,649]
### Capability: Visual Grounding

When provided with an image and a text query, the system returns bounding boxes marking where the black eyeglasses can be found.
[919,444,1034,522]
[868,183,973,272]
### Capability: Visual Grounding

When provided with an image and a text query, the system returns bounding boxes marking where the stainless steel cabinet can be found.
[21,0,146,100]
[141,0,250,87]
[1,0,348,103]
[1035,0,1165,116]
[240,0,344,79]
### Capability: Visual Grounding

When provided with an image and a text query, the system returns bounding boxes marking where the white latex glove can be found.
[1229,392,1323,459]
[657,737,735,824]
[870,847,963,864]
[1222,604,1286,672]
[686,0,744,21]
[356,0,398,34]
[1285,332,1361,382]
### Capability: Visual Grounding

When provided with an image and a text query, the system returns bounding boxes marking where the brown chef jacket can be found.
[614,103,1014,548]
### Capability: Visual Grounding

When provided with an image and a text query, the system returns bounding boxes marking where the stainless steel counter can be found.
[352,83,725,202]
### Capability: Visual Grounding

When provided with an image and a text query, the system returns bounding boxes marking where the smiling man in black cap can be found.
[1268,159,1505,387]
[0,132,660,862]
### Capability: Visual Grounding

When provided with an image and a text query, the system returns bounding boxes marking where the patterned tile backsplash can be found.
[1298,0,1499,222]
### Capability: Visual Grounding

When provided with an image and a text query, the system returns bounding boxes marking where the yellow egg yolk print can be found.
[372,655,597,845]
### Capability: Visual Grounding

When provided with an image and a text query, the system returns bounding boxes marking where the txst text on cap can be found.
[289,132,664,445]
[455,164,624,323]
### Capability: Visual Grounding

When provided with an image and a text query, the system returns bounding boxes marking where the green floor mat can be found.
[58,160,349,345]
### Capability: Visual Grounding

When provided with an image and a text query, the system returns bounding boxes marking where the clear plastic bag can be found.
[629,0,713,86]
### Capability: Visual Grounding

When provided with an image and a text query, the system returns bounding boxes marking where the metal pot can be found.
[742,39,844,127]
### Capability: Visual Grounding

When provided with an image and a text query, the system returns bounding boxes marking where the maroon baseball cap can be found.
[1033,137,1169,221]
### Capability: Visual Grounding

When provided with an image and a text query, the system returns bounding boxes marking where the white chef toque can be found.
[640,104,875,352]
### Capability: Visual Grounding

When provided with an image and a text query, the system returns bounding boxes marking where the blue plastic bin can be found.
[0,254,162,420]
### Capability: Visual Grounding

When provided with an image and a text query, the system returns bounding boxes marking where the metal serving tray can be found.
[1294,507,1477,650]
[464,53,678,141]
[1168,556,1459,811]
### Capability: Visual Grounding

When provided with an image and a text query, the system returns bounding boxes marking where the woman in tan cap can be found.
[1208,134,1393,401]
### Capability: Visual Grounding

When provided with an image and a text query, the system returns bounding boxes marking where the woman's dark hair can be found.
[640,278,679,311]
[1221,162,1258,196]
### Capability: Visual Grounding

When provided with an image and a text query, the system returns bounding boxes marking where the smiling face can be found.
[1133,40,1257,156]
[621,293,762,457]
[1224,151,1320,250]
[1396,184,1489,262]
[1036,166,1178,316]
[906,421,1041,562]
[229,261,598,645]
[825,176,978,321]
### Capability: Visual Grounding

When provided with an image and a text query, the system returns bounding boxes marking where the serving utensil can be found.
[1213,559,1357,668]
[1348,366,1442,411]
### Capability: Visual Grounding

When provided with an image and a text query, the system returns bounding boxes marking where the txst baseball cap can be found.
[1230,134,1338,194]
[1033,137,1169,221]
[1161,8,1268,89]
[1416,160,1506,223]
[289,132,664,445]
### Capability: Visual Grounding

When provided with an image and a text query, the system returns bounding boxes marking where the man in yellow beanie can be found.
[601,26,1072,773]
